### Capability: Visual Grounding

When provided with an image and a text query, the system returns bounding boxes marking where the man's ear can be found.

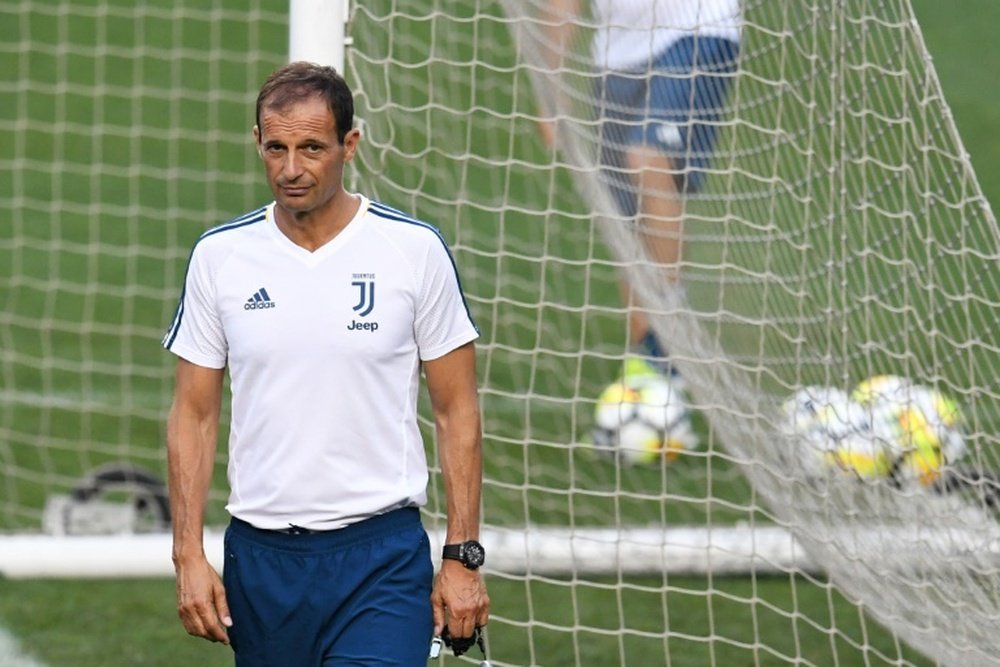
[343,127,362,162]
[252,125,262,157]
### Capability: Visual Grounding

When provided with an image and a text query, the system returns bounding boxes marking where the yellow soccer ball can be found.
[593,376,698,466]
[780,385,896,480]
[853,375,966,486]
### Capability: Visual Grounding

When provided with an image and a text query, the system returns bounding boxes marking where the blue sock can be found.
[637,330,679,378]
[639,330,666,359]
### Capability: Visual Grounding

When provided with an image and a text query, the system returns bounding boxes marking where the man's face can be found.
[253,94,358,217]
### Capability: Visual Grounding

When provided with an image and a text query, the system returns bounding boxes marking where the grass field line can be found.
[0,626,50,667]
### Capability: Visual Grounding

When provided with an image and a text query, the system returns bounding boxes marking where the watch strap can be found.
[442,540,485,569]
[442,543,464,561]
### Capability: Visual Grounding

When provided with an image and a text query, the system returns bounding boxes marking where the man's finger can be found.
[182,599,229,643]
[215,585,233,629]
[448,616,475,641]
[431,591,446,636]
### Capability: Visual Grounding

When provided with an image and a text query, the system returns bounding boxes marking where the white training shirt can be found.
[162,196,479,531]
[590,0,742,70]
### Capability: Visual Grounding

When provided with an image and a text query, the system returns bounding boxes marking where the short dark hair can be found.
[255,61,354,144]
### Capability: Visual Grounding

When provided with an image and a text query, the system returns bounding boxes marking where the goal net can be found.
[3,0,1000,665]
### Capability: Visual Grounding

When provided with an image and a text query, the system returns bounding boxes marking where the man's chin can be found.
[276,196,313,213]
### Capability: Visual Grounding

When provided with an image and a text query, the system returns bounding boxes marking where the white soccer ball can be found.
[781,385,860,441]
[851,374,917,409]
[592,375,698,466]
[853,375,966,486]
[779,385,896,479]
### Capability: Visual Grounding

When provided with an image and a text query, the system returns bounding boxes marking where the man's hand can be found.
[431,559,490,641]
[174,555,232,644]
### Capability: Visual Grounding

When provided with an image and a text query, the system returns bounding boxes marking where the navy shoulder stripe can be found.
[368,200,478,334]
[199,205,268,240]
[162,206,268,350]
[369,200,439,230]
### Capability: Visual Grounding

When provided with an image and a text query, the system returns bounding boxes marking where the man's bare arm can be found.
[166,358,231,643]
[424,342,490,640]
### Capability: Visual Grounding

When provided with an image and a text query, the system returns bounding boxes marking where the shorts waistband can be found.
[228,507,422,552]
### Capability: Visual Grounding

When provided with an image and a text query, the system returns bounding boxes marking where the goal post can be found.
[2,1,1000,665]
[0,525,818,579]
[288,0,349,72]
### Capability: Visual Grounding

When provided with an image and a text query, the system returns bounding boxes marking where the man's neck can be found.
[274,191,361,252]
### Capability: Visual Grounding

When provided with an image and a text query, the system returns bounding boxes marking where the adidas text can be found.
[347,319,379,332]
[245,287,275,310]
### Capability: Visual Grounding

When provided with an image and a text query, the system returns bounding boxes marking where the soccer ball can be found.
[851,374,913,406]
[852,375,966,486]
[780,385,861,443]
[780,386,848,476]
[822,431,897,480]
[779,385,896,479]
[592,375,698,465]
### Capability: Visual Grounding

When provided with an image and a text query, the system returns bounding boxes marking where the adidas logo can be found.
[244,287,276,310]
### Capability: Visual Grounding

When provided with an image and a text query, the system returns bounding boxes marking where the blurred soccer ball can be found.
[781,385,861,443]
[852,375,966,486]
[780,385,896,479]
[592,375,698,465]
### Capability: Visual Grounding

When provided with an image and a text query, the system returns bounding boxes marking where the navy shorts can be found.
[223,508,433,666]
[595,35,740,216]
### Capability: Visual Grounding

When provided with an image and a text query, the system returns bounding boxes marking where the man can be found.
[162,61,489,665]
[540,0,741,388]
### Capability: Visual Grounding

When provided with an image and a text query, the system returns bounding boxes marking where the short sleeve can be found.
[161,242,228,369]
[414,236,478,361]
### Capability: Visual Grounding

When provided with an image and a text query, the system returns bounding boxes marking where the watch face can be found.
[463,541,485,567]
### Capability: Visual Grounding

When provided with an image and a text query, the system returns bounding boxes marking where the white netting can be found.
[348,1,1000,663]
[0,1,287,529]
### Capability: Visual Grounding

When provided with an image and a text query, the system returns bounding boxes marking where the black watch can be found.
[442,540,486,570]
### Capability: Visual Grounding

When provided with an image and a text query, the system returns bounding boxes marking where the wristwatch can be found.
[442,540,486,570]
